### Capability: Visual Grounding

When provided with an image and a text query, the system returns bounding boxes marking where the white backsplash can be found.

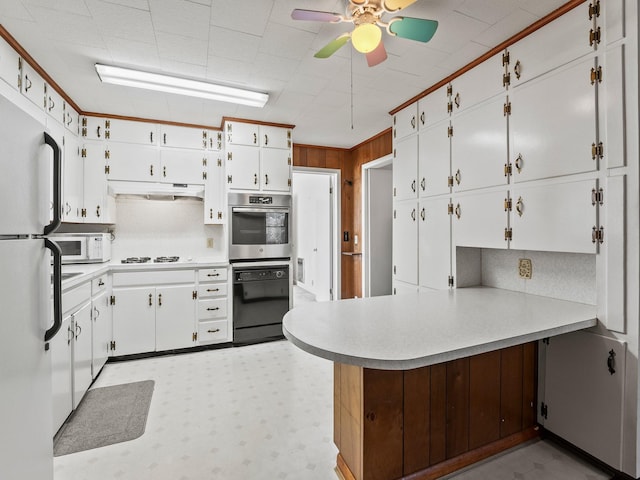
[456,247,596,305]
[111,196,226,261]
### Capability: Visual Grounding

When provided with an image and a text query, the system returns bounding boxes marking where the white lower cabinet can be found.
[111,270,197,355]
[51,315,73,434]
[197,267,231,344]
[419,197,451,290]
[392,279,419,295]
[541,331,625,470]
[71,301,92,409]
[452,189,508,249]
[392,200,419,285]
[91,275,111,378]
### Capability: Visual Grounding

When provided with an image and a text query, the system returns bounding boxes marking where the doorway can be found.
[292,168,340,302]
[362,154,393,297]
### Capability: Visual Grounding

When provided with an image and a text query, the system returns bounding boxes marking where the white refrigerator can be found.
[0,95,63,479]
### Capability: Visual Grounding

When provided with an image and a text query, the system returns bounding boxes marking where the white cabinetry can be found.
[82,140,111,223]
[91,274,111,378]
[105,143,159,182]
[452,189,508,249]
[419,197,451,290]
[159,149,207,185]
[160,124,208,149]
[51,315,73,433]
[0,36,21,91]
[106,118,157,145]
[392,200,418,285]
[111,269,197,356]
[450,52,505,113]
[63,134,83,223]
[71,301,92,409]
[63,103,79,135]
[44,83,64,124]
[204,146,225,224]
[393,135,418,200]
[197,267,231,344]
[418,121,450,197]
[418,85,449,129]
[20,60,45,110]
[393,103,417,140]
[225,121,292,192]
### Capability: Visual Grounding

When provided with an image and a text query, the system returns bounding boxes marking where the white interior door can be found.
[367,167,393,297]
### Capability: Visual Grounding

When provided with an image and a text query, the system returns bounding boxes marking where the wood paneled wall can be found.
[293,129,392,299]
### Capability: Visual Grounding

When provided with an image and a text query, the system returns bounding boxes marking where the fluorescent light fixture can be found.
[95,64,269,108]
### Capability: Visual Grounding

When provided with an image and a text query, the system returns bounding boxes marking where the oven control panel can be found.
[234,267,289,282]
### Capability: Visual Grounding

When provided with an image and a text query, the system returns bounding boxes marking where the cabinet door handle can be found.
[66,113,72,126]
[207,273,220,277]
[93,306,100,320]
[163,166,167,177]
[420,112,425,125]
[410,116,416,129]
[411,179,416,193]
[148,293,153,306]
[420,208,425,221]
[65,202,71,215]
[96,205,101,218]
[454,204,461,219]
[24,74,32,91]
[254,173,258,185]
[454,92,461,108]
[158,294,162,307]
[207,288,220,292]
[206,307,220,311]
[207,328,220,333]
[411,208,416,221]
[98,279,104,287]
[420,178,426,191]
[150,164,154,176]
[265,174,269,185]
[150,131,153,143]
[48,97,55,111]
[515,197,524,217]
[264,134,268,145]
[163,133,167,144]
[209,208,213,219]
[514,60,521,80]
[67,324,74,345]
[75,323,82,340]
[253,133,257,144]
[454,169,461,185]
[515,154,523,173]
[96,125,101,138]
[607,349,616,375]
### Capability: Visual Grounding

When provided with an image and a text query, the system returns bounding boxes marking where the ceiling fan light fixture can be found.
[351,23,382,53]
[95,64,269,108]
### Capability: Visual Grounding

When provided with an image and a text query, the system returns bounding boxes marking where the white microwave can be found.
[52,233,112,264]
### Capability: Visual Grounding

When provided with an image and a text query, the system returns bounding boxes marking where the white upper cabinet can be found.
[226,144,260,190]
[510,57,597,183]
[507,2,592,86]
[207,130,223,151]
[509,178,599,254]
[20,60,45,110]
[105,143,159,182]
[159,149,206,185]
[393,103,418,140]
[602,45,625,169]
[204,152,225,224]
[44,84,64,124]
[260,149,291,192]
[604,0,624,45]
[418,85,450,129]
[451,52,506,113]
[0,37,20,91]
[418,121,451,197]
[82,141,108,224]
[226,121,259,146]
[452,189,509,249]
[418,197,451,290]
[81,116,108,141]
[63,103,79,135]
[107,118,158,146]
[260,125,291,149]
[160,124,208,149]
[63,133,83,223]
[451,96,508,192]
[393,135,418,200]
[392,200,419,285]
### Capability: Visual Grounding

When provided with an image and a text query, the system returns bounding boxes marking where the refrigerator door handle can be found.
[44,238,62,343]
[43,132,61,235]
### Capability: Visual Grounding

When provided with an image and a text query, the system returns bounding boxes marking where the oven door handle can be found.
[231,207,289,214]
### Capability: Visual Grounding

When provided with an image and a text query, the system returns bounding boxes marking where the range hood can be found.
[108,181,204,200]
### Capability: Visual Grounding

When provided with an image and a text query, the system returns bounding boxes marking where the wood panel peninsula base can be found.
[333,343,538,480]
[282,287,598,480]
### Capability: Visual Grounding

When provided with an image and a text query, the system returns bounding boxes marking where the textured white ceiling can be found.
[0,0,567,148]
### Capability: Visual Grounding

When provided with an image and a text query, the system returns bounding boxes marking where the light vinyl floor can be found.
[54,340,611,480]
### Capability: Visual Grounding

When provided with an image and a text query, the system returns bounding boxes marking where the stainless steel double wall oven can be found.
[228,193,292,345]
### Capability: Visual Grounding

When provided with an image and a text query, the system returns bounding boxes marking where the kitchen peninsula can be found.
[283,288,597,480]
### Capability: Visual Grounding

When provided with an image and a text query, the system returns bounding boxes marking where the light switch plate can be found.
[519,258,532,279]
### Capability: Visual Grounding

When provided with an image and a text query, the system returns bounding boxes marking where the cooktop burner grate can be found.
[121,257,151,264]
[154,256,180,263]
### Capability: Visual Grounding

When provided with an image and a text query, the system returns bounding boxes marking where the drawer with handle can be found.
[91,275,108,295]
[198,320,228,343]
[198,268,227,282]
[198,283,228,298]
[198,298,227,319]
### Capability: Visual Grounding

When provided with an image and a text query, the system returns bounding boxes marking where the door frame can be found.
[292,167,341,300]
[362,154,393,297]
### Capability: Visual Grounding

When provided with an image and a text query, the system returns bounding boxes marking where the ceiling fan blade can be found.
[383,0,417,12]
[388,17,438,43]
[366,41,387,67]
[291,9,342,23]
[314,34,351,59]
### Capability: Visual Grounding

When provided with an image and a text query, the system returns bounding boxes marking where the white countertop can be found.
[283,287,598,370]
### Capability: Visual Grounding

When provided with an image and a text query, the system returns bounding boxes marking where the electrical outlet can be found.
[518,258,532,279]
[206,238,214,249]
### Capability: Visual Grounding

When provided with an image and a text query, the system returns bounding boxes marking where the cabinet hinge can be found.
[447,125,453,137]
[502,72,511,88]
[393,187,397,197]
[82,117,87,127]
[193,332,198,342]
[287,140,292,148]
[446,85,453,97]
[104,150,110,159]
[287,156,292,166]
[447,176,454,188]
[202,172,207,180]
[448,275,454,287]
[81,208,87,218]
[217,158,222,167]
[503,101,511,116]
[104,165,110,175]
[447,101,453,114]
[227,152,232,161]
[589,27,601,47]
[192,291,198,300]
[202,158,207,167]
[110,340,116,351]
[217,211,223,220]
[227,175,232,184]
[105,130,110,140]
[81,127,87,137]
[592,226,604,244]
[591,187,604,206]
[393,265,397,275]
[393,210,397,219]
[502,51,510,66]
[447,202,454,215]
[588,1,600,20]
[504,198,512,211]
[590,65,603,84]
[110,295,115,305]
[505,228,513,241]
[105,120,110,129]
[591,141,604,160]
[288,178,292,187]
[540,402,548,419]
[504,163,512,177]
[81,148,87,158]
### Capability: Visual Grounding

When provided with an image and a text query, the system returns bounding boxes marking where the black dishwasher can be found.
[232,265,290,345]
